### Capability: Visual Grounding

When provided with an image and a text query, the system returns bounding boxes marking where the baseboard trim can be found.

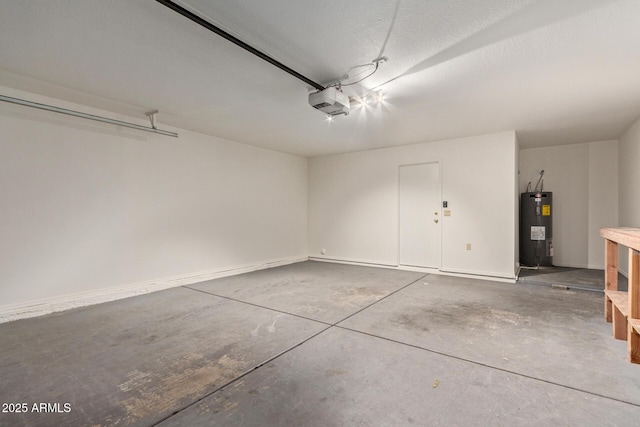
[437,269,516,283]
[619,268,629,279]
[310,257,516,283]
[309,256,396,269]
[0,255,308,324]
[551,262,590,269]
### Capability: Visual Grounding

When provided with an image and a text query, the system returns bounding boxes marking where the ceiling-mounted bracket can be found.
[145,110,159,129]
[0,95,178,138]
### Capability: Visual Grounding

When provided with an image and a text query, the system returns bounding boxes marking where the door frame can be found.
[397,161,442,270]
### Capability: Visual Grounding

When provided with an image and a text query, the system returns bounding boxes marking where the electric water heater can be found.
[520,192,553,266]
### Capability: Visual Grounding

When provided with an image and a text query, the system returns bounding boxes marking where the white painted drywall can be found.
[588,141,619,269]
[309,131,518,279]
[519,140,618,269]
[519,144,588,267]
[618,117,640,275]
[0,87,308,308]
[514,135,520,269]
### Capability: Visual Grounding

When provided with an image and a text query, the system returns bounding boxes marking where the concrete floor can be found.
[1,261,639,426]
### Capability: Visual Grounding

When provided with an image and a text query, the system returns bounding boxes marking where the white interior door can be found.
[399,162,441,268]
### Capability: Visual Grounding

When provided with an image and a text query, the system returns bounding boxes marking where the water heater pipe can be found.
[534,170,545,193]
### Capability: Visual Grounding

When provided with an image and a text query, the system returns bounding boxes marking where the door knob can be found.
[434,219,439,223]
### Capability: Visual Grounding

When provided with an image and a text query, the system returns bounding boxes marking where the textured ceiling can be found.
[1,0,639,157]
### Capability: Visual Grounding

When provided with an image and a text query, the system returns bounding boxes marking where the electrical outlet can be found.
[466,243,471,250]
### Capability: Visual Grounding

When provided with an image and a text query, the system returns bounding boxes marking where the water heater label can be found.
[542,205,551,216]
[531,226,546,240]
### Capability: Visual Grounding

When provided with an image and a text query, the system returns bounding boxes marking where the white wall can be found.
[519,140,618,269]
[588,141,619,268]
[309,131,518,279]
[0,88,308,309]
[514,135,520,270]
[618,116,640,275]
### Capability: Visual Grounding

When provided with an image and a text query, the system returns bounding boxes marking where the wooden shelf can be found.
[605,290,629,317]
[600,228,640,252]
[606,290,630,340]
[601,227,640,363]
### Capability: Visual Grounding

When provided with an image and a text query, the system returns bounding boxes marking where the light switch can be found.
[444,210,451,216]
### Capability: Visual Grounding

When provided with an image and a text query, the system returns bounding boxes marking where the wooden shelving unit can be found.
[601,227,640,363]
